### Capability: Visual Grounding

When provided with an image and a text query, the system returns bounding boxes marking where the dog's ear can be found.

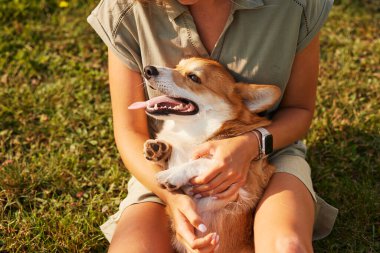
[235,83,281,113]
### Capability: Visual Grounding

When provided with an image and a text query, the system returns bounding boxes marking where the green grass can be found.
[0,0,379,252]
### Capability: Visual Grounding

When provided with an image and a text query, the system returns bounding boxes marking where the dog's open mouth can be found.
[128,95,199,115]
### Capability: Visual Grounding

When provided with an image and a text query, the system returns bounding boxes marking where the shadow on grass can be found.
[308,126,379,252]
[334,0,380,12]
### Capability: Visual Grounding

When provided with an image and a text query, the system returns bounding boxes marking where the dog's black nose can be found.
[144,66,159,79]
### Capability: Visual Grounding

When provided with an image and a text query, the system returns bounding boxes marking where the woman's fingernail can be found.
[198,224,207,233]
[215,234,220,243]
[212,233,217,242]
[194,194,202,199]
[211,196,218,200]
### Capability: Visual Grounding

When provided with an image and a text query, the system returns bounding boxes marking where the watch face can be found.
[264,135,273,154]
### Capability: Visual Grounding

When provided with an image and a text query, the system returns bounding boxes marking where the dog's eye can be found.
[187,74,201,84]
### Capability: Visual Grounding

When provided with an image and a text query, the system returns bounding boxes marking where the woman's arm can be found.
[266,34,319,150]
[108,49,168,201]
[108,49,218,251]
[191,35,320,196]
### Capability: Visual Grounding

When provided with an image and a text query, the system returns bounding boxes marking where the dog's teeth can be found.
[154,104,158,110]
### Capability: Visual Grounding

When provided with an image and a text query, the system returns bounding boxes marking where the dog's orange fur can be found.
[145,58,280,253]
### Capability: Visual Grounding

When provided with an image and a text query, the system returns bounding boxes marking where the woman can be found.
[88,0,338,252]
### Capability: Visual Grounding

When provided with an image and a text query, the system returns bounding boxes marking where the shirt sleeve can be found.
[87,0,141,72]
[296,0,334,52]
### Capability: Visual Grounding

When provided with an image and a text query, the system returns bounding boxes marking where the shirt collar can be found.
[165,0,188,21]
[165,0,264,21]
[232,0,264,11]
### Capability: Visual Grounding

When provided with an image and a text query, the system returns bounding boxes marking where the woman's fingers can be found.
[180,204,207,233]
[194,178,236,197]
[191,154,231,185]
[177,232,219,253]
[192,142,214,159]
[173,210,196,244]
[193,233,219,252]
[191,142,222,185]
[172,196,219,252]
[191,164,222,185]
[192,172,226,194]
[192,167,246,195]
[214,182,242,200]
[170,196,205,246]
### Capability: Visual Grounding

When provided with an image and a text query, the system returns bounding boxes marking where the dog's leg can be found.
[143,139,172,168]
[156,158,211,191]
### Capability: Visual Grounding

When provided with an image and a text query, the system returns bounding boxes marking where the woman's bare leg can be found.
[108,202,175,253]
[254,173,315,253]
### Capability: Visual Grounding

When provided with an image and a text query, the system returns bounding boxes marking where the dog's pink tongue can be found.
[128,101,147,110]
[128,95,175,110]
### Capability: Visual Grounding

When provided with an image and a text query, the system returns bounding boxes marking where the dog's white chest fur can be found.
[155,118,216,192]
[157,114,226,160]
[155,117,241,213]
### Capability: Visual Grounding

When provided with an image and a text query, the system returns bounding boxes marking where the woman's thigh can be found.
[254,172,315,253]
[108,202,175,253]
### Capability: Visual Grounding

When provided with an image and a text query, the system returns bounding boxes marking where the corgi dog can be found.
[128,57,281,253]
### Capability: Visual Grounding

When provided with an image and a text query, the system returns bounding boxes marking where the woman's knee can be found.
[253,173,315,253]
[107,202,174,253]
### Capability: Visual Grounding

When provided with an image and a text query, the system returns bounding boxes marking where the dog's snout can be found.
[144,66,159,79]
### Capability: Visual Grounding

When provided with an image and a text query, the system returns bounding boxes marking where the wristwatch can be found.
[254,127,273,156]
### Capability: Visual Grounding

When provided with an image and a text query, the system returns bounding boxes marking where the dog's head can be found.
[129,58,280,122]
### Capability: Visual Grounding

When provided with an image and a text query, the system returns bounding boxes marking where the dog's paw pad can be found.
[160,181,179,191]
[144,140,172,162]
[165,183,179,191]
[156,172,180,191]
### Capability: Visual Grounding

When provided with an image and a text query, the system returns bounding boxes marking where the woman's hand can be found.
[190,133,259,199]
[166,193,220,253]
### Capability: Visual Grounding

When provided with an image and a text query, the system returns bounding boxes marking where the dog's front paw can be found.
[156,170,179,191]
[156,170,187,191]
[144,139,172,162]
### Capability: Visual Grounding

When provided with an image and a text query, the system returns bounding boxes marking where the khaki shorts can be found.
[100,141,338,242]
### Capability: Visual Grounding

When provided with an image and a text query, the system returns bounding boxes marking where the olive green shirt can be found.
[88,0,332,110]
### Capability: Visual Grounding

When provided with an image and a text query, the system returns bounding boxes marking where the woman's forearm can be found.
[266,107,314,151]
[114,128,174,204]
[265,35,320,151]
[107,48,174,204]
